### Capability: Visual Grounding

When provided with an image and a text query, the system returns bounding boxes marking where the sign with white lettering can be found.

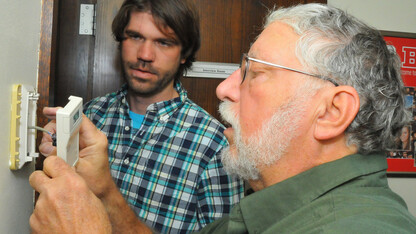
[384,34,416,86]
[383,31,416,174]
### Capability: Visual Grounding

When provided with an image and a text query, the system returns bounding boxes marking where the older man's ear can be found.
[313,86,360,141]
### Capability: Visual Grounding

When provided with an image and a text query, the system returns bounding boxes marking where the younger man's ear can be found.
[313,86,359,140]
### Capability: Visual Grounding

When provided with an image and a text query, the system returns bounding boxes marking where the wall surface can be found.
[328,0,416,217]
[328,0,416,34]
[0,0,42,233]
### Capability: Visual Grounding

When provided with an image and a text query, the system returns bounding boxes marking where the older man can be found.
[30,3,416,233]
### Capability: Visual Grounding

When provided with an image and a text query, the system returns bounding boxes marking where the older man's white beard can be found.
[219,98,306,181]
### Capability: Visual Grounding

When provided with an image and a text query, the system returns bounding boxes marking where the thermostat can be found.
[56,96,83,166]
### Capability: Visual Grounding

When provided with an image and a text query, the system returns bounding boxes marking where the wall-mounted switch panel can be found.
[9,84,39,170]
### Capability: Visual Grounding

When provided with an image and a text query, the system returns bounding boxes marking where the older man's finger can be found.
[29,170,51,193]
[42,156,72,179]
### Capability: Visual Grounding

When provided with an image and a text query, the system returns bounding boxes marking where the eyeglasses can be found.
[240,53,339,86]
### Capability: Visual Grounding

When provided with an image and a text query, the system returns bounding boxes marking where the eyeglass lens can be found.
[240,54,249,83]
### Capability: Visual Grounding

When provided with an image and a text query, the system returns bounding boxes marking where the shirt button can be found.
[125,126,130,131]
[123,158,130,165]
[160,114,169,123]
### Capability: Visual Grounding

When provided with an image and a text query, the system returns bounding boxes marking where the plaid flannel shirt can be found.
[84,82,244,234]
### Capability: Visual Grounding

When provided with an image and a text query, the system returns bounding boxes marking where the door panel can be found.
[55,0,96,105]
[92,0,124,98]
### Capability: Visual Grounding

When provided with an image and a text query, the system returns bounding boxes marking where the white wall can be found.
[328,0,416,34]
[328,0,416,217]
[0,0,42,233]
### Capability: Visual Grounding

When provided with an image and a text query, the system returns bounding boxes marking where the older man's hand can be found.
[29,156,112,233]
[39,107,114,198]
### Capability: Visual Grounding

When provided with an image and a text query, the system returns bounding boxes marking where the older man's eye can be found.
[246,70,261,80]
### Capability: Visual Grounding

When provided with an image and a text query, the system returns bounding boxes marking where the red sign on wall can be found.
[383,32,416,174]
[384,36,416,86]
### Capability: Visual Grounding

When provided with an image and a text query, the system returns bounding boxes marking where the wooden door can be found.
[53,0,326,121]
[36,0,58,170]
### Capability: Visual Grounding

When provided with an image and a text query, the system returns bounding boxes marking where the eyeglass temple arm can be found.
[248,57,339,86]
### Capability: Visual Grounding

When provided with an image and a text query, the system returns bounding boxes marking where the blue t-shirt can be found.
[129,111,144,129]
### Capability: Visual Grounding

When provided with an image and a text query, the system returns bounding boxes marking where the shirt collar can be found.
[237,153,388,233]
[117,81,188,117]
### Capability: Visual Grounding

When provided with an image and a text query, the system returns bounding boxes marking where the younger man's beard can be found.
[219,96,307,181]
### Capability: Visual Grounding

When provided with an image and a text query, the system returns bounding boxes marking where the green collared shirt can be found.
[199,153,416,233]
